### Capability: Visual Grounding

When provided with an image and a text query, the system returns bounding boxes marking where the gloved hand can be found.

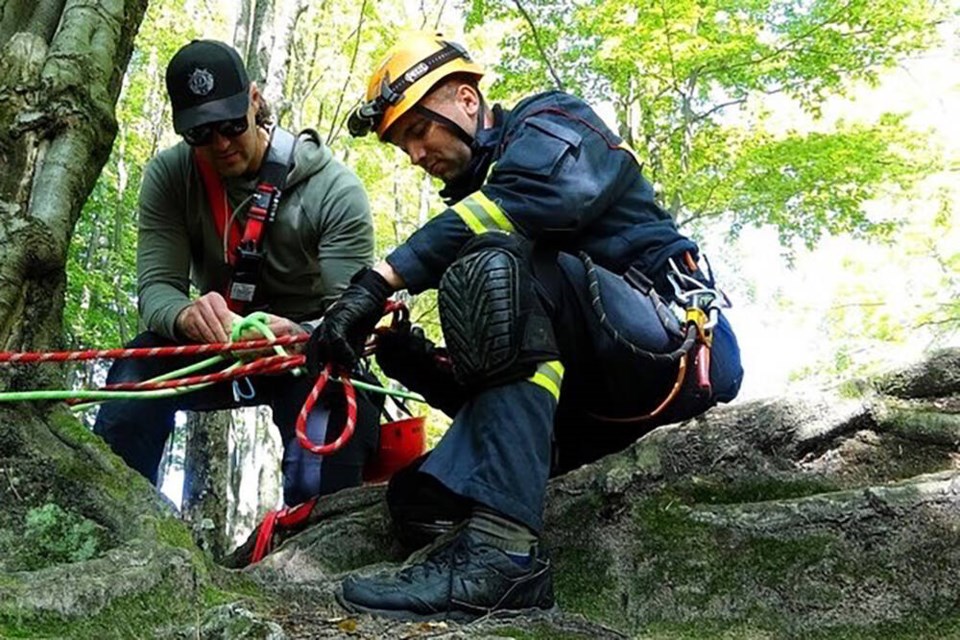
[376,320,445,381]
[375,320,467,417]
[307,268,393,375]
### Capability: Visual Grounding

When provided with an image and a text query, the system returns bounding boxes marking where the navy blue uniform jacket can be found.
[385,90,698,291]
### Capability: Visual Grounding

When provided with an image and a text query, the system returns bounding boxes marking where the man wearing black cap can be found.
[93,40,381,507]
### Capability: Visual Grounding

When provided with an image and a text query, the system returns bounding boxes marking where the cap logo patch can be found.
[188,68,215,96]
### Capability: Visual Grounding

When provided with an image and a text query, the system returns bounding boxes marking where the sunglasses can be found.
[182,116,249,146]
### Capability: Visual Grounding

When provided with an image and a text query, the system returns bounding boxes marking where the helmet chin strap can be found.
[411,101,487,152]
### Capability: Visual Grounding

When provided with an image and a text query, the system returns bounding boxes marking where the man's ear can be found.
[456,84,481,118]
[249,82,261,110]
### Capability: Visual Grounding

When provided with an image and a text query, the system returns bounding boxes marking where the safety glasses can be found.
[182,116,249,146]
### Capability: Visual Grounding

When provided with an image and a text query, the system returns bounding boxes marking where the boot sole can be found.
[335,589,559,623]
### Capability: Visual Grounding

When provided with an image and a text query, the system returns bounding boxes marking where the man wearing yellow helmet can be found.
[308,32,743,620]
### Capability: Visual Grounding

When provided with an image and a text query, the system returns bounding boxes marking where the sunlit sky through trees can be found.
[722,23,960,399]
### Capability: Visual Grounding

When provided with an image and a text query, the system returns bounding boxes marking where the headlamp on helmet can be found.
[347,76,404,137]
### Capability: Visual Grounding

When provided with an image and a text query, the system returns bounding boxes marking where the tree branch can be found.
[513,0,564,91]
[326,0,367,146]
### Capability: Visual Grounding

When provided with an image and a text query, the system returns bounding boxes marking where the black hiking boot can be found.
[337,527,555,621]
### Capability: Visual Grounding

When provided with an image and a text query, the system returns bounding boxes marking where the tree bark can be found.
[0,1,212,633]
[182,409,232,559]
[257,0,305,126]
[0,0,144,380]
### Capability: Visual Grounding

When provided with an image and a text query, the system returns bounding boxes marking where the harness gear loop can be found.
[667,254,727,398]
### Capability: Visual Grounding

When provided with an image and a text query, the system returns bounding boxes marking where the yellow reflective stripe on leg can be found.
[451,190,515,234]
[528,360,564,401]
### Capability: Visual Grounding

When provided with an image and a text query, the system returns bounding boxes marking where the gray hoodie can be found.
[136,128,374,340]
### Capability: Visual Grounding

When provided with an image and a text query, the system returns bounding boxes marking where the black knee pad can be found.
[438,234,559,389]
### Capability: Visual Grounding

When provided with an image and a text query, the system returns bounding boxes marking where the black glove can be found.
[307,268,393,375]
[376,320,443,381]
[375,320,468,417]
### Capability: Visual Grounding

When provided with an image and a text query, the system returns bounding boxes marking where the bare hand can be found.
[175,292,240,344]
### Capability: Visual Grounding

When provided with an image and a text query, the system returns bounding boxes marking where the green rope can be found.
[0,388,209,402]
[69,314,279,410]
[343,378,425,403]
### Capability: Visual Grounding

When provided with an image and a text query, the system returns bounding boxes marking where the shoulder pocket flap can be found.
[501,116,582,177]
[525,116,582,149]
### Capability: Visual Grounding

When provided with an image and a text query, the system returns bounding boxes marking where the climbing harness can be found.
[582,250,728,423]
[196,127,297,313]
[251,496,318,563]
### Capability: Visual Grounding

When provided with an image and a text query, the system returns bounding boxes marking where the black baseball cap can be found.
[165,40,251,134]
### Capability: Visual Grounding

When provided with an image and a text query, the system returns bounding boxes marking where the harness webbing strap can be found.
[195,127,298,313]
[195,153,241,265]
[251,495,319,563]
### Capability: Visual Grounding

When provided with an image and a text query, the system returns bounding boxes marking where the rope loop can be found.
[294,363,358,455]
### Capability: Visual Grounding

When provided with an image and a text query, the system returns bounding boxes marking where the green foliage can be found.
[471,0,945,249]
[10,503,101,571]
[699,114,928,247]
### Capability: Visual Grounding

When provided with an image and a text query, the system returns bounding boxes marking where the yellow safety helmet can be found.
[348,32,484,140]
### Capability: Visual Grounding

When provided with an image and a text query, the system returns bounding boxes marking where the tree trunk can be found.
[257,0,305,126]
[182,409,232,559]
[0,1,216,634]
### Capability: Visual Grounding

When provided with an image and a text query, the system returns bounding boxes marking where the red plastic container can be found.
[362,416,427,483]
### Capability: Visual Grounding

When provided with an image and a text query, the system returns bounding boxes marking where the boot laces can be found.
[397,535,467,583]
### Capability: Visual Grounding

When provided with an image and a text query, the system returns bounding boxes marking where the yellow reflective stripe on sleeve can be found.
[452,200,487,234]
[527,360,564,401]
[474,191,515,232]
[451,190,515,234]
